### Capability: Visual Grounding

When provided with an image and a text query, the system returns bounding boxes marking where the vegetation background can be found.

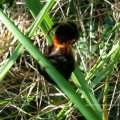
[0,0,119,120]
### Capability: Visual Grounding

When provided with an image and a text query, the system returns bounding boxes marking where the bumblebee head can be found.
[52,22,79,44]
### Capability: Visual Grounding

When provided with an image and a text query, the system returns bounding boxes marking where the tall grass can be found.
[0,0,119,120]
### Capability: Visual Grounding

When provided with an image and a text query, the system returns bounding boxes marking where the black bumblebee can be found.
[38,21,79,84]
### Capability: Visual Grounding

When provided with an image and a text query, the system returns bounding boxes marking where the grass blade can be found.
[72,66,102,112]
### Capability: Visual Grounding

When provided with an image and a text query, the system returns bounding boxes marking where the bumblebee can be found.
[38,21,79,84]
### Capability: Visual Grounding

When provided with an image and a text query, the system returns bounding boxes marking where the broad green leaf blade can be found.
[27,0,55,37]
[24,0,54,43]
[24,0,43,18]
